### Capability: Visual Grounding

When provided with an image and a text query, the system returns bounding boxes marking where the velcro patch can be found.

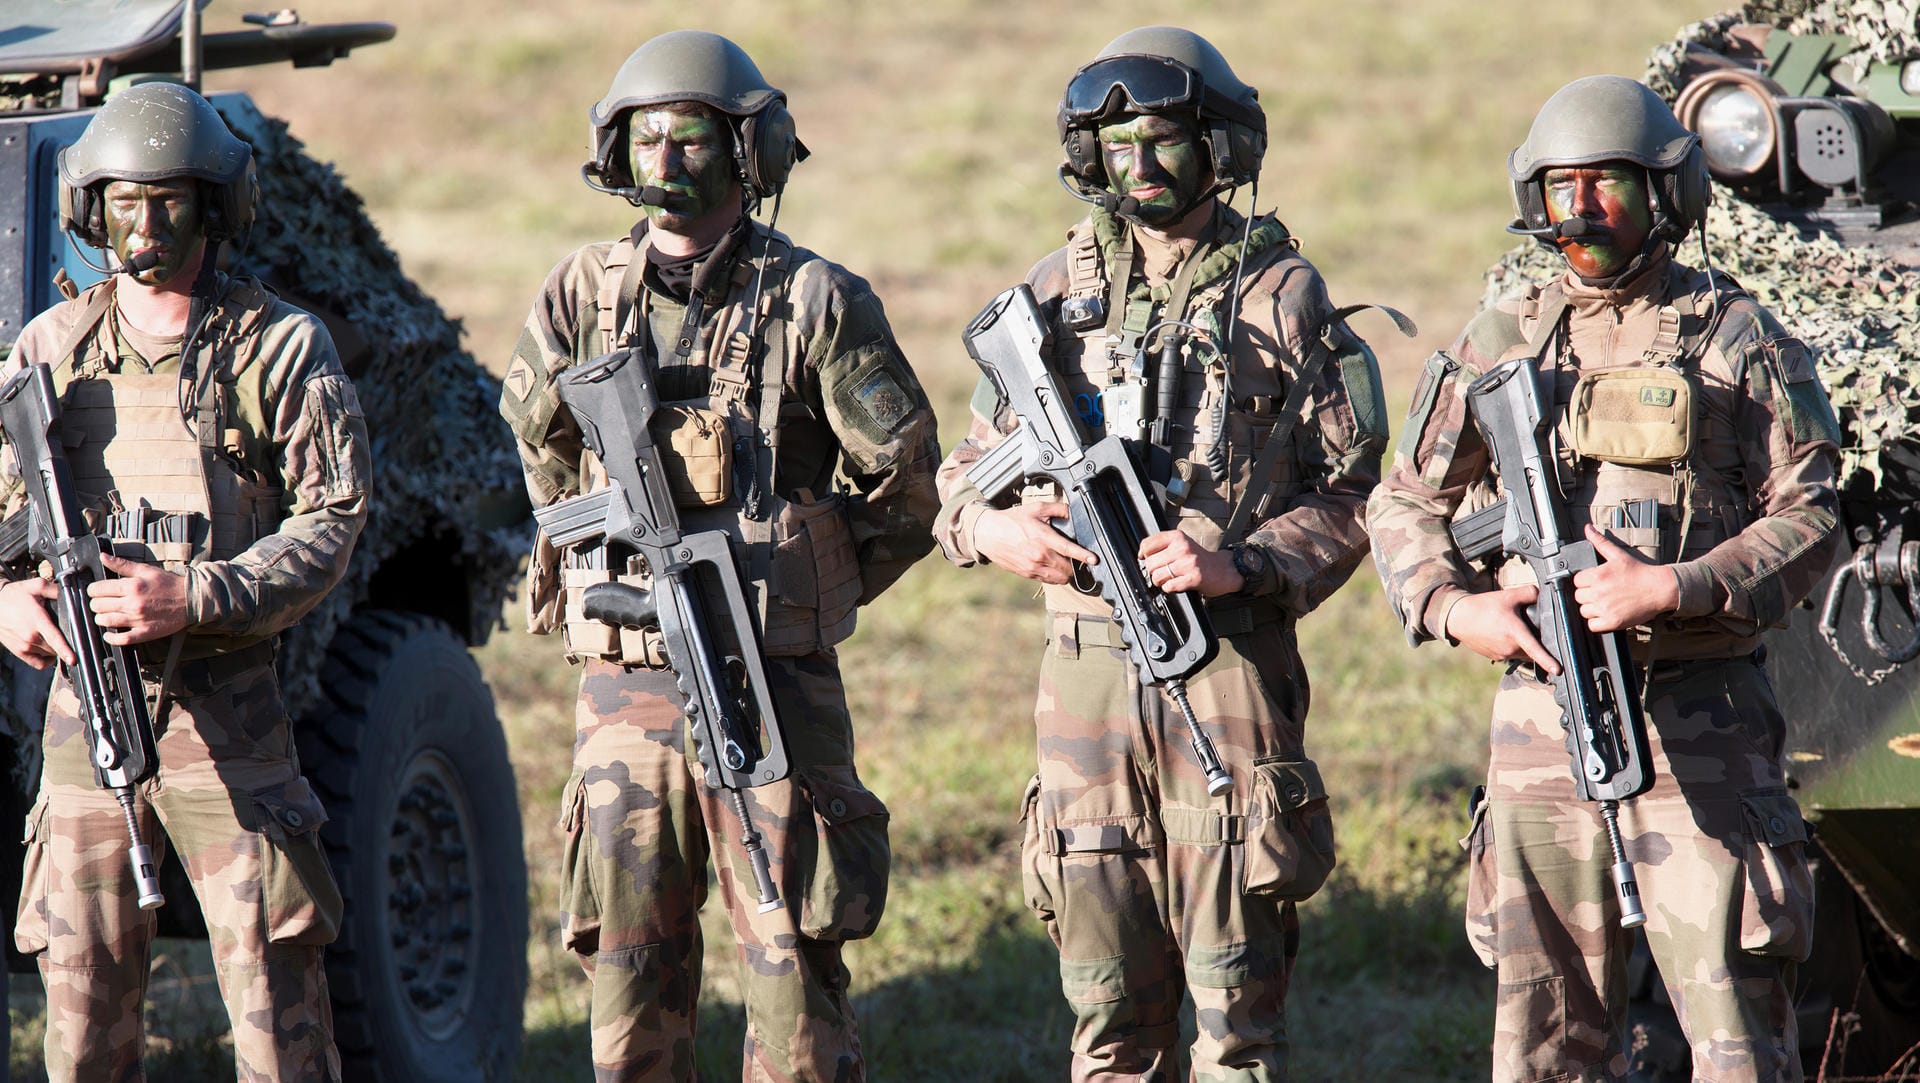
[851,364,912,433]
[1640,386,1676,408]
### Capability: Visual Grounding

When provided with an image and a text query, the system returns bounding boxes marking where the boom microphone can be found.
[1506,215,1610,242]
[119,250,162,275]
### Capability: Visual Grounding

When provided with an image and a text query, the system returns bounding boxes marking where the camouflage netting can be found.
[225,110,528,716]
[1486,4,1920,502]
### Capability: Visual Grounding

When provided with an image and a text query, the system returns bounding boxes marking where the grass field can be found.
[9,0,1729,1078]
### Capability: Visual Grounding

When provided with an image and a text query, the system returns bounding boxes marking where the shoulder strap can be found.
[1224,302,1415,540]
[49,280,118,377]
[597,225,647,354]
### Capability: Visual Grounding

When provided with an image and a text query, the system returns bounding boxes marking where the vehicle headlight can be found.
[1903,59,1920,97]
[1676,69,1783,180]
[1695,84,1774,175]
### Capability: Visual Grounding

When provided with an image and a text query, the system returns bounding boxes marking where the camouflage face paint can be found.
[1544,165,1654,279]
[101,178,206,286]
[1097,113,1207,227]
[627,105,741,232]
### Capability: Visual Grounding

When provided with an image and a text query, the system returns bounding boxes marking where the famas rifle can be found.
[532,348,790,912]
[1450,354,1652,929]
[0,362,164,910]
[963,284,1232,797]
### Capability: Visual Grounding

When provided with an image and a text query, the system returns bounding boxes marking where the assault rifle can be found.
[0,363,165,910]
[1450,354,1651,929]
[532,348,789,912]
[964,284,1232,796]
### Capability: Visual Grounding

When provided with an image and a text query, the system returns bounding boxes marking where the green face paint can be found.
[1544,165,1654,279]
[627,105,741,231]
[102,178,206,286]
[1097,113,1207,227]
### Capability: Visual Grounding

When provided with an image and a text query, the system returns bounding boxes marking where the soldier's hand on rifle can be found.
[1572,525,1679,634]
[88,553,189,645]
[1138,530,1241,598]
[0,577,75,669]
[1445,586,1561,674]
[975,501,1098,585]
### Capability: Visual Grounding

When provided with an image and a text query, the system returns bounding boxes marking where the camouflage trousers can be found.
[1462,656,1812,1083]
[14,662,343,1083]
[559,653,890,1083]
[1022,612,1337,1083]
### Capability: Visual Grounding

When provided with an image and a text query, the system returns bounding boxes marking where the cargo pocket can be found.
[764,491,863,655]
[1737,789,1814,961]
[1461,791,1496,969]
[793,765,890,941]
[1018,774,1057,932]
[250,777,342,946]
[1242,757,1336,901]
[14,793,49,955]
[556,770,601,954]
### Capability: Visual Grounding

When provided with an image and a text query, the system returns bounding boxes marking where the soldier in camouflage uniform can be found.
[935,27,1390,1081]
[0,83,368,1081]
[1368,76,1840,1082]
[498,31,938,1083]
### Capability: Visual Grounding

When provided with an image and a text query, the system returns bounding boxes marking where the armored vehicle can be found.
[1486,5,1920,1079]
[0,2,531,1079]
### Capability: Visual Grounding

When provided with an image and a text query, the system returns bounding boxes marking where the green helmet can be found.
[583,30,801,201]
[1058,26,1266,193]
[58,81,256,247]
[1508,74,1709,242]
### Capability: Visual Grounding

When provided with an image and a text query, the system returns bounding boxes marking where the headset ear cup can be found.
[1513,178,1549,234]
[61,183,107,249]
[739,101,800,198]
[1062,127,1105,188]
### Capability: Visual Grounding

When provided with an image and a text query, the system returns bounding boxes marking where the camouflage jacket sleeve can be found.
[186,306,371,637]
[790,262,940,604]
[1666,300,1840,628]
[1366,319,1501,645]
[1233,257,1388,616]
[499,247,597,509]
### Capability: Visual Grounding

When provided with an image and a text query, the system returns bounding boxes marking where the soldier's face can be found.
[1543,165,1654,279]
[627,105,741,231]
[101,178,206,286]
[1098,113,1208,227]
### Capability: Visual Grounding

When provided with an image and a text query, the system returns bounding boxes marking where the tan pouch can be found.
[561,564,669,666]
[652,404,733,508]
[1566,367,1695,466]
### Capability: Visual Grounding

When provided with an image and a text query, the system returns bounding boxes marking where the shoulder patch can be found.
[851,360,913,434]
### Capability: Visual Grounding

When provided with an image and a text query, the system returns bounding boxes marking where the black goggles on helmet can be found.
[1061,55,1204,125]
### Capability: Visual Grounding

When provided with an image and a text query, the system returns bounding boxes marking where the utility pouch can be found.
[560,560,668,667]
[1566,367,1695,466]
[1242,757,1337,901]
[764,490,862,656]
[651,404,734,508]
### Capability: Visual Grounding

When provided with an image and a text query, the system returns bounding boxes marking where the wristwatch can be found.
[1228,542,1268,596]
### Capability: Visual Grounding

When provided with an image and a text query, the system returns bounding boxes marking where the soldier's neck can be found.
[1133,198,1216,247]
[113,248,204,337]
[651,205,747,259]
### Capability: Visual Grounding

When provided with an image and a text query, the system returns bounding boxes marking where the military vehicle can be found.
[1486,5,1920,1079]
[0,2,531,1079]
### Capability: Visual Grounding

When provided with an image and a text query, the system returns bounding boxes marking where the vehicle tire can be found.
[296,610,527,1082]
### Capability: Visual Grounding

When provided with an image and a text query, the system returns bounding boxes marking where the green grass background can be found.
[10,0,1727,1078]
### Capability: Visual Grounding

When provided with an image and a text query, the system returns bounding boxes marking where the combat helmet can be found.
[59,81,256,249]
[1058,26,1267,198]
[582,30,804,204]
[1508,74,1710,243]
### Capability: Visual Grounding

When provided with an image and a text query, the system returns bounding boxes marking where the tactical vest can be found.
[555,224,862,665]
[1492,267,1756,651]
[1029,211,1302,616]
[46,278,283,571]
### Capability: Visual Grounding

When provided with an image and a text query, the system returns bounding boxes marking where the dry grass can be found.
[8,1,1726,1079]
